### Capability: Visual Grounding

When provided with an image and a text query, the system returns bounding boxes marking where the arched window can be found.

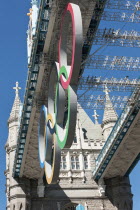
[73,135,77,143]
[60,156,67,170]
[71,156,80,170]
[82,128,88,139]
[84,155,89,169]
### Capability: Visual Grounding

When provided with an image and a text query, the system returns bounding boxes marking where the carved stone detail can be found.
[98,178,106,197]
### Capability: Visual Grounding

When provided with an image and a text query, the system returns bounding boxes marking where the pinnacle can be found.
[8,82,21,124]
[102,86,118,126]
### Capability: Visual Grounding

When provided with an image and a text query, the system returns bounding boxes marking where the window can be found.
[71,156,80,170]
[19,203,23,210]
[84,156,89,169]
[73,136,77,143]
[60,156,67,170]
[82,128,88,139]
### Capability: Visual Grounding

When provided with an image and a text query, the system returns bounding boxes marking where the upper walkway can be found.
[93,87,140,181]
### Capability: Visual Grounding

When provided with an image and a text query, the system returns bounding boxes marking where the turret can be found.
[102,86,118,140]
[8,81,21,132]
[5,82,27,210]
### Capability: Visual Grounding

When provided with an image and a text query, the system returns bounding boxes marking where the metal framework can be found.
[78,77,140,88]
[105,0,140,11]
[83,55,140,71]
[78,94,130,110]
[38,53,140,72]
[85,28,140,47]
[100,11,140,23]
[83,1,140,16]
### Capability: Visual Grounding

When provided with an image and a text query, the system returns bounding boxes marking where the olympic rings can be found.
[38,3,83,184]
[38,106,47,168]
[55,65,77,148]
[38,109,61,184]
[38,106,54,168]
[55,66,70,148]
[45,114,61,184]
[59,3,83,89]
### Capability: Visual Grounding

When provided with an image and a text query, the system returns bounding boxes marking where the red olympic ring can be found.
[58,3,83,89]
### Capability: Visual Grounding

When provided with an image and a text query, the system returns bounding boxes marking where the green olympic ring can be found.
[55,66,71,149]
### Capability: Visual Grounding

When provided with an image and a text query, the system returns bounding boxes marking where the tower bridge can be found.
[13,0,106,179]
[5,0,140,209]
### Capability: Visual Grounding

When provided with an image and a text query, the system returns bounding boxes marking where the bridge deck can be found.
[93,88,140,181]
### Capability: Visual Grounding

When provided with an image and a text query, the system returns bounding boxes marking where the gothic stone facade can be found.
[5,92,132,210]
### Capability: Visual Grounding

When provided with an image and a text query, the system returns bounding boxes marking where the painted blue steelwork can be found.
[80,0,107,77]
[93,87,140,181]
[76,204,85,210]
[13,0,52,177]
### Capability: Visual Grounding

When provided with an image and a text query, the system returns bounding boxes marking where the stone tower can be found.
[5,82,30,210]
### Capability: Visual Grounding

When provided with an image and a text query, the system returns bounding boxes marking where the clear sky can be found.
[0,0,139,209]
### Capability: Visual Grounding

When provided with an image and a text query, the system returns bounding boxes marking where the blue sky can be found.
[0,1,30,208]
[0,0,139,209]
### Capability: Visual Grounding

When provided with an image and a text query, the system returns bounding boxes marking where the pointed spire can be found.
[102,86,118,140]
[8,82,21,124]
[102,85,118,125]
[92,110,99,124]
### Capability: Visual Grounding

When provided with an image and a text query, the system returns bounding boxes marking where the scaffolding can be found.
[78,77,140,91]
